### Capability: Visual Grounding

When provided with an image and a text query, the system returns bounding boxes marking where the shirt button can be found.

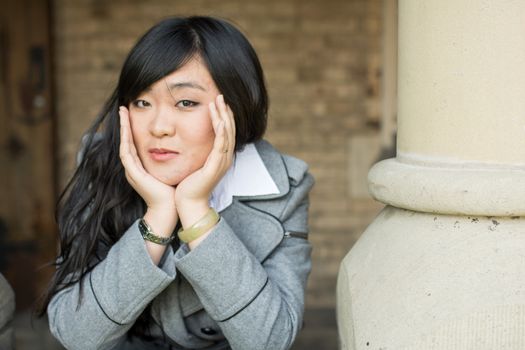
[200,327,217,335]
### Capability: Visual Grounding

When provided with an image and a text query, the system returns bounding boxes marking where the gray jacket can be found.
[48,140,314,350]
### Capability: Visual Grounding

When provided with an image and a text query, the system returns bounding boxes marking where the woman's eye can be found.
[132,100,151,108]
[176,100,198,108]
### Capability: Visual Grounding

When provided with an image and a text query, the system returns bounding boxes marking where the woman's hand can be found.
[119,106,178,237]
[174,94,236,228]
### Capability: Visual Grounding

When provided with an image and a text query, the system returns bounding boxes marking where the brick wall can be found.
[53,0,385,334]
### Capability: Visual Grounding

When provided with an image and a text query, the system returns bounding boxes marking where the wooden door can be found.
[0,0,56,310]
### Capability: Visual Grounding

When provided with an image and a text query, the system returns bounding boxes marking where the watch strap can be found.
[138,218,175,245]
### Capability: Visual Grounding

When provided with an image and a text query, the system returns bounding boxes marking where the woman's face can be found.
[128,58,219,186]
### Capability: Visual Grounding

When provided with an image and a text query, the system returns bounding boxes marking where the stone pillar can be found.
[337,1,525,349]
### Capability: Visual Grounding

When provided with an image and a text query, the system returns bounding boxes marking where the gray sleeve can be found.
[174,172,314,350]
[0,274,15,350]
[47,220,177,350]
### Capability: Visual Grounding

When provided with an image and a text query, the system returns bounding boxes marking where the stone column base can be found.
[337,206,525,350]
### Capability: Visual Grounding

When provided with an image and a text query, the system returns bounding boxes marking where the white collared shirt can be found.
[209,143,280,212]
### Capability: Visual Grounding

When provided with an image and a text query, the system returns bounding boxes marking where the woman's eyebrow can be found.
[167,81,207,91]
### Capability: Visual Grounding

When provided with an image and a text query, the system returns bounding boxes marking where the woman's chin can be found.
[152,173,184,187]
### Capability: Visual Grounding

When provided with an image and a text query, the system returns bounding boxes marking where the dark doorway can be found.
[0,0,57,310]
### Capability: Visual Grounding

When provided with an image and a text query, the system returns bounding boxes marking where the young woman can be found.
[39,16,314,350]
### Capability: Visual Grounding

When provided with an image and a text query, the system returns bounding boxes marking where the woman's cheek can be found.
[186,112,215,145]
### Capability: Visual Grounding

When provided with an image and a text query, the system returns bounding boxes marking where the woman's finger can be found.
[215,95,231,153]
[119,107,132,164]
[225,104,235,156]
[120,106,140,158]
[208,101,222,135]
[201,124,227,182]
[226,104,236,142]
[209,99,228,154]
[217,95,235,156]
[119,107,146,178]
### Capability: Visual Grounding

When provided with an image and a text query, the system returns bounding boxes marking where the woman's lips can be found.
[149,148,179,161]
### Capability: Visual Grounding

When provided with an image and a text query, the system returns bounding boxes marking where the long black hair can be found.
[37,16,268,336]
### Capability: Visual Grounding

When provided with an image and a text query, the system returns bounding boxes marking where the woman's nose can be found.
[150,107,176,137]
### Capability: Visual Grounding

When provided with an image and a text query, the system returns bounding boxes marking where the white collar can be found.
[209,143,280,212]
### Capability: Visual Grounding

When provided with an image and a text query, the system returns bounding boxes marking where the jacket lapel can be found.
[232,140,290,202]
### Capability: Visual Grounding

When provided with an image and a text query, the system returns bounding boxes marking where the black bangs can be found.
[117,18,201,106]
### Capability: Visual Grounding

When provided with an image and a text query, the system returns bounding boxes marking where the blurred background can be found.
[0,0,398,348]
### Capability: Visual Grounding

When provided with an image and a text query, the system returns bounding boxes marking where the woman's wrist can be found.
[143,207,178,238]
[177,200,211,228]
[141,208,177,265]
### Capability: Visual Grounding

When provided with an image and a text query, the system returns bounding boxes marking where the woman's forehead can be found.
[144,59,217,94]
